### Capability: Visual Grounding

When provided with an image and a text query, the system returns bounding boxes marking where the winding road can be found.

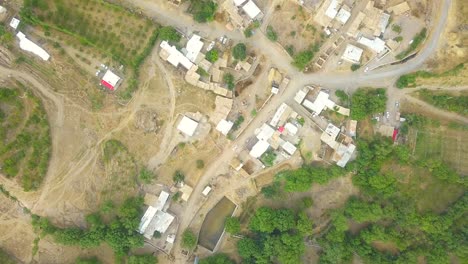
[118,0,460,260]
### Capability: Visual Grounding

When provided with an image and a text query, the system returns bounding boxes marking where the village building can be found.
[216,119,234,135]
[357,36,388,54]
[303,90,350,116]
[160,41,194,70]
[184,34,204,62]
[249,139,270,158]
[180,183,193,202]
[341,44,364,64]
[320,123,341,150]
[100,69,121,91]
[138,191,175,239]
[242,0,262,20]
[9,17,19,30]
[177,116,199,137]
[387,1,411,15]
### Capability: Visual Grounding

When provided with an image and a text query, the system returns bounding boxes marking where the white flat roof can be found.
[379,13,391,35]
[294,87,309,104]
[144,210,175,238]
[357,36,387,53]
[325,123,340,139]
[234,0,247,6]
[102,70,121,88]
[202,186,212,196]
[302,91,331,114]
[216,119,234,135]
[256,123,275,141]
[336,143,356,167]
[284,123,298,136]
[16,32,50,61]
[177,116,199,136]
[270,103,289,127]
[336,7,351,24]
[138,206,158,234]
[249,140,270,158]
[341,44,363,64]
[281,141,297,155]
[9,17,20,29]
[160,41,193,69]
[185,35,204,62]
[325,0,340,19]
[242,0,261,19]
[154,191,170,211]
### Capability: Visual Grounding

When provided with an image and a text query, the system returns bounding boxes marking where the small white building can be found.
[242,0,262,19]
[202,186,212,196]
[16,32,50,61]
[325,0,341,19]
[357,36,387,53]
[294,87,309,104]
[256,123,275,141]
[160,41,194,69]
[284,123,298,136]
[100,69,121,91]
[177,116,199,137]
[216,119,234,135]
[185,34,204,62]
[249,140,270,158]
[9,17,20,30]
[281,141,297,155]
[335,7,351,24]
[341,44,363,64]
[138,191,172,238]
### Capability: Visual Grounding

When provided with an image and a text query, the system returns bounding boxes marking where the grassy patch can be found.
[416,89,468,116]
[395,28,427,60]
[0,85,51,191]
[396,63,465,88]
[0,248,16,264]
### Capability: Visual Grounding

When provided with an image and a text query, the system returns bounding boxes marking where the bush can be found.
[205,49,219,62]
[260,150,276,167]
[261,182,282,199]
[127,254,158,264]
[139,168,156,184]
[292,49,315,70]
[266,26,278,41]
[159,26,181,43]
[196,159,205,169]
[225,217,241,234]
[394,36,403,42]
[173,170,185,183]
[223,73,235,90]
[391,24,402,34]
[182,229,197,250]
[350,64,361,71]
[232,43,247,61]
[335,90,349,105]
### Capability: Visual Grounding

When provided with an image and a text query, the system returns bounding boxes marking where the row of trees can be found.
[31,196,149,259]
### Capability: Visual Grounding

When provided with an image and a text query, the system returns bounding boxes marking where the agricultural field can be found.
[268,1,324,58]
[0,82,51,191]
[411,128,468,175]
[21,0,159,99]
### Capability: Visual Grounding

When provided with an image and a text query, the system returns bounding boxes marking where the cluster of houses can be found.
[313,0,412,66]
[295,86,357,168]
[223,0,264,30]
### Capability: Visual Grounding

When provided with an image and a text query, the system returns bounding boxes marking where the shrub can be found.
[190,0,217,23]
[350,64,361,71]
[159,26,181,43]
[196,159,205,169]
[232,43,247,61]
[205,49,219,62]
[182,229,197,250]
[391,24,402,34]
[266,26,278,41]
[223,73,235,90]
[173,170,185,183]
[225,217,241,234]
[139,168,156,184]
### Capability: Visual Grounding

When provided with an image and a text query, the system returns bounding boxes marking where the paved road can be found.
[124,0,454,259]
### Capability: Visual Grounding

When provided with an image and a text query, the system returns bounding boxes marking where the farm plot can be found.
[413,129,468,175]
[268,1,323,57]
[22,0,159,99]
[0,83,51,191]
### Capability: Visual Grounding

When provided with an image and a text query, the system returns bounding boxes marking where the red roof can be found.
[278,126,285,133]
[101,80,114,91]
[392,129,398,142]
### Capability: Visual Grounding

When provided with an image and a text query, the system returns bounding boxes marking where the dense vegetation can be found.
[350,88,387,120]
[181,229,198,250]
[0,86,51,191]
[189,0,217,23]
[237,207,313,263]
[266,26,278,41]
[21,0,160,100]
[223,73,235,90]
[159,26,181,43]
[205,49,219,63]
[31,196,148,259]
[292,43,320,71]
[417,89,468,116]
[200,253,235,264]
[0,248,16,264]
[232,43,247,61]
[396,63,465,88]
[395,28,427,60]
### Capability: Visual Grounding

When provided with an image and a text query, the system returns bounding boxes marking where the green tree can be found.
[158,26,181,43]
[139,168,156,184]
[182,229,197,250]
[75,256,102,264]
[205,49,219,62]
[232,43,247,61]
[173,170,185,183]
[266,26,278,41]
[292,50,313,70]
[296,211,313,236]
[127,254,158,264]
[350,88,387,120]
[225,217,240,234]
[261,181,282,199]
[190,0,218,23]
[200,253,235,264]
[223,73,235,90]
[350,64,361,71]
[344,197,384,223]
[196,159,205,169]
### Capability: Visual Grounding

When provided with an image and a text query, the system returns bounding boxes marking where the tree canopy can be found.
[205,49,219,63]
[232,43,247,61]
[181,229,198,250]
[350,88,387,120]
[225,217,240,234]
[200,253,235,264]
[189,0,217,23]
[158,26,181,43]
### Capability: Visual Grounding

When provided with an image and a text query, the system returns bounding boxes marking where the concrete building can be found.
[341,44,363,64]
[281,141,297,155]
[242,0,262,19]
[387,2,410,15]
[177,116,199,137]
[138,191,174,239]
[184,34,204,62]
[357,36,387,53]
[256,123,275,141]
[160,41,194,69]
[249,140,270,158]
[9,17,19,29]
[335,6,351,24]
[216,119,234,135]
